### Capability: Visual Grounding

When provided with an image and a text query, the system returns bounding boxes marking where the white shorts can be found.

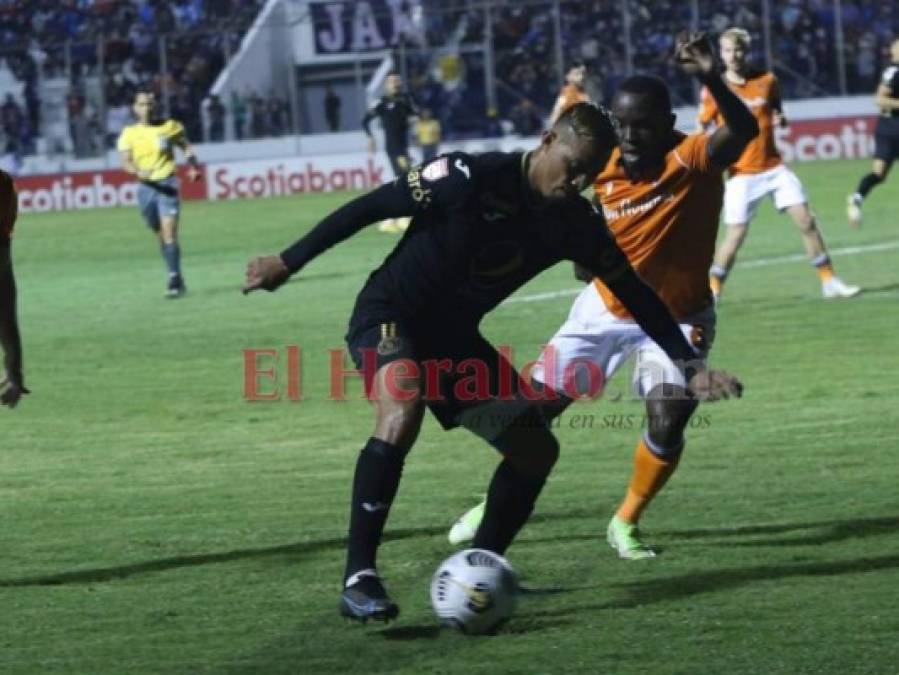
[723,164,807,225]
[531,285,715,399]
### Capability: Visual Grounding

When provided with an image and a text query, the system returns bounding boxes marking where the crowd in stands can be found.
[0,0,263,157]
[2,0,899,157]
[402,0,899,140]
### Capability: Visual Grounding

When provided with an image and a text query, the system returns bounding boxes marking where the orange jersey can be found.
[698,71,782,176]
[593,132,723,319]
[555,84,590,116]
[0,170,17,245]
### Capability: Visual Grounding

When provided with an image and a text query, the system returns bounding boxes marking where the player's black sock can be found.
[161,242,182,279]
[343,438,407,582]
[856,172,882,198]
[473,460,547,555]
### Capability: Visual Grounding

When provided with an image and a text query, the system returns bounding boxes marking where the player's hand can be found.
[687,368,743,402]
[674,31,717,78]
[187,165,202,182]
[368,137,377,154]
[136,169,152,180]
[242,255,291,294]
[0,373,29,409]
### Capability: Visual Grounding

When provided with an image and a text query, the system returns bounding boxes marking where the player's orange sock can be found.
[616,439,680,524]
[812,254,835,282]
[709,264,727,297]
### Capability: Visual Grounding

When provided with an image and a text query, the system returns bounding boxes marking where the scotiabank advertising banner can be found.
[206,154,392,201]
[16,165,207,214]
[13,113,882,212]
[775,114,878,162]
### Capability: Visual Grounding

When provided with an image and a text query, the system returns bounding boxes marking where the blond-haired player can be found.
[117,91,200,298]
[700,28,860,300]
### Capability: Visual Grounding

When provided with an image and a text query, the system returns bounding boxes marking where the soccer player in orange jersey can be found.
[550,61,591,124]
[449,33,753,559]
[0,169,27,409]
[700,28,859,300]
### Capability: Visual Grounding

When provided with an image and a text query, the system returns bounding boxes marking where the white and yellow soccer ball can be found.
[430,548,518,635]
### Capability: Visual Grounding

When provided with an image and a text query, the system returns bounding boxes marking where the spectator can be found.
[231,90,247,140]
[415,108,441,161]
[207,94,225,141]
[324,84,341,132]
[509,99,542,137]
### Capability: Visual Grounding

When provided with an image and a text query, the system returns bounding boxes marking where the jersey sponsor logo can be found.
[454,158,471,179]
[406,167,432,205]
[422,157,449,181]
[602,192,675,222]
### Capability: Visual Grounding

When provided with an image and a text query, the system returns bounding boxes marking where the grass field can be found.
[2,158,898,674]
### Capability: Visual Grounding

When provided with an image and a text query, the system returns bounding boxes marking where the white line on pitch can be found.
[504,239,899,305]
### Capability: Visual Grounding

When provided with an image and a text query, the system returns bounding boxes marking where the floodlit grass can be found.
[2,159,898,674]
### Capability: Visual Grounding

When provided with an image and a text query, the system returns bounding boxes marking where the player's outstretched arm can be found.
[675,31,758,167]
[0,244,27,408]
[243,183,415,294]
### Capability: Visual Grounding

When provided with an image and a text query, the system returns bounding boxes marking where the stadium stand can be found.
[1,0,898,156]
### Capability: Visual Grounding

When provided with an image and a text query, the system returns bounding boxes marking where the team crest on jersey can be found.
[422,157,449,181]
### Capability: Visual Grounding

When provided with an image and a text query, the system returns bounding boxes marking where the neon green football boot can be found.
[447,500,486,545]
[606,515,657,560]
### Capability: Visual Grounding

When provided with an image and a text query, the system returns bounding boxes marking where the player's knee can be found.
[374,396,422,446]
[796,213,816,233]
[644,390,697,455]
[493,419,559,477]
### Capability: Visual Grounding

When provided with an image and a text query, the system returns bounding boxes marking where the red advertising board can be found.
[16,165,207,214]
[12,113,883,212]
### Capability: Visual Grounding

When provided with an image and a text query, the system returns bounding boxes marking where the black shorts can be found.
[346,321,542,439]
[387,151,411,178]
[874,119,899,162]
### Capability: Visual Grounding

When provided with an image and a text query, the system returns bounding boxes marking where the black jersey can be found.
[880,62,899,119]
[362,94,417,152]
[280,151,698,365]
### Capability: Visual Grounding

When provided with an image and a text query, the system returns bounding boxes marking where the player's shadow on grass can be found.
[665,515,899,548]
[856,281,899,295]
[0,525,443,587]
[520,552,899,620]
[0,507,599,588]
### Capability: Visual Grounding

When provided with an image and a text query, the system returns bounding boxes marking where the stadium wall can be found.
[15,98,883,213]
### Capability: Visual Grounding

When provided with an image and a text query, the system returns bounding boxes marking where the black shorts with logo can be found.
[874,118,899,162]
[346,321,539,439]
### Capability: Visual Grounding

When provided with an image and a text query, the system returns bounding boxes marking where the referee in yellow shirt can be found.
[117,91,200,298]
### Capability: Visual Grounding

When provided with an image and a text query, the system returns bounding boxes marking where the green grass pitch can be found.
[2,159,898,674]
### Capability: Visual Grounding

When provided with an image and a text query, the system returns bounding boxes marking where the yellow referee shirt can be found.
[116,120,186,181]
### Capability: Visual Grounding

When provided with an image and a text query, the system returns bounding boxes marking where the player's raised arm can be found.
[675,31,758,167]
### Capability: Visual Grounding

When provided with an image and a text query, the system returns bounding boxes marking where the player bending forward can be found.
[701,28,860,300]
[448,33,753,559]
[243,103,742,622]
[117,91,201,298]
[847,37,899,227]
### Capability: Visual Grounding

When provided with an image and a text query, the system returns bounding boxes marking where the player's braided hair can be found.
[555,102,617,149]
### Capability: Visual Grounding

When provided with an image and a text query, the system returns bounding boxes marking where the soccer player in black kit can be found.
[847,38,899,227]
[243,103,743,623]
[363,72,418,234]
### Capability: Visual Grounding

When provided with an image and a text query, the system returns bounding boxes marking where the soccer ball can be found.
[430,548,518,634]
